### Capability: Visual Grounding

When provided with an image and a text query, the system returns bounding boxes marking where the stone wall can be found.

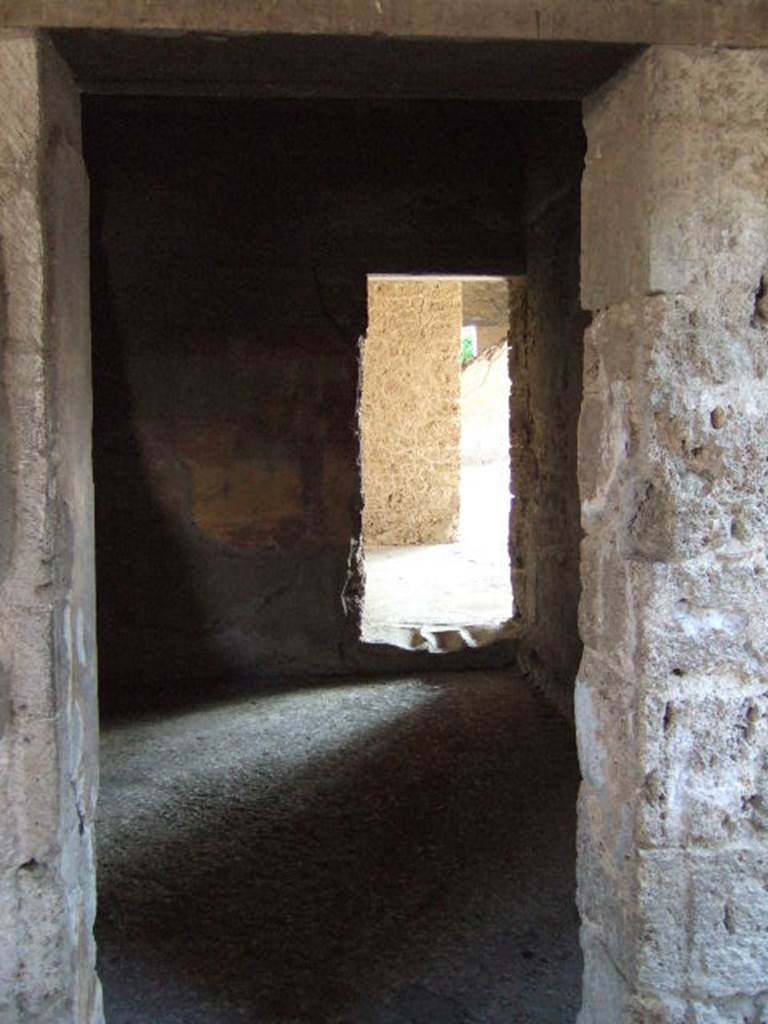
[361,278,462,546]
[513,106,588,717]
[3,2,767,47]
[577,46,768,1023]
[0,32,102,1024]
[86,97,527,704]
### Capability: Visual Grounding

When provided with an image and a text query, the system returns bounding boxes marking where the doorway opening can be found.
[79,85,585,1024]
[359,275,518,652]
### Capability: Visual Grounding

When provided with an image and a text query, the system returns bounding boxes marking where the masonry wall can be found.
[0,33,102,1024]
[577,47,768,1023]
[514,106,588,717]
[362,278,462,546]
[4,2,768,48]
[86,97,527,704]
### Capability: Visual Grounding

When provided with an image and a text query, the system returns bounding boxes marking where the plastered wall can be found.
[86,97,527,706]
[361,279,462,546]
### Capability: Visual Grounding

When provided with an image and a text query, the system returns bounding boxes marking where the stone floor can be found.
[96,671,581,1024]
[361,462,514,650]
[361,544,515,646]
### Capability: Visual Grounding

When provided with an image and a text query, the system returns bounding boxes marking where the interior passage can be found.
[84,94,586,1023]
[96,671,581,1024]
[360,277,516,651]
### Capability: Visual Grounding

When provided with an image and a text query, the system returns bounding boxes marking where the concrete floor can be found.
[96,671,581,1023]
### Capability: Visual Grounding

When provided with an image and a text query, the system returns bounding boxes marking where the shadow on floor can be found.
[96,671,581,1024]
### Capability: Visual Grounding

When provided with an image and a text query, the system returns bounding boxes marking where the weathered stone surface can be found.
[581,540,768,687]
[3,0,768,47]
[583,989,768,1024]
[577,926,633,1024]
[515,106,586,716]
[639,682,768,849]
[684,848,768,998]
[0,30,102,1023]
[689,994,768,1024]
[1,23,766,1024]
[583,48,768,311]
[579,774,768,1001]
[577,784,639,984]
[579,43,768,1024]
[582,307,768,566]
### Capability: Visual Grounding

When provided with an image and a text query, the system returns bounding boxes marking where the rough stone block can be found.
[579,537,638,677]
[9,717,61,865]
[582,545,768,683]
[618,378,768,562]
[685,848,768,999]
[0,32,102,1023]
[578,384,631,531]
[0,189,45,341]
[0,364,12,592]
[646,47,768,127]
[689,994,768,1024]
[0,873,19,1018]
[582,846,768,1003]
[585,297,768,391]
[0,33,38,172]
[581,302,768,559]
[578,924,634,1024]
[581,103,651,308]
[579,924,700,1024]
[583,48,768,309]
[633,557,768,682]
[0,604,56,720]
[583,991,768,1024]
[577,784,639,984]
[577,650,768,852]
[576,652,638,809]
[14,856,72,1021]
[637,681,768,848]
[577,657,768,1005]
[633,850,696,994]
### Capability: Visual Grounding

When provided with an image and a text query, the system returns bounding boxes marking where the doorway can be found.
[82,92,584,1022]
[7,25,763,1024]
[1,26,630,1023]
[359,275,518,651]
